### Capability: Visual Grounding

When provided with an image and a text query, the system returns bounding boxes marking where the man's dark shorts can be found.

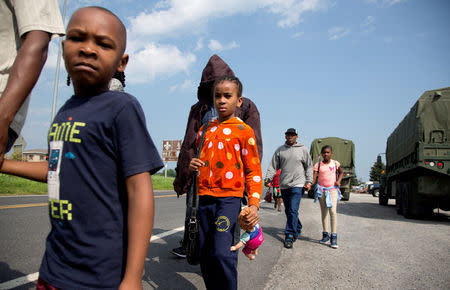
[6,128,18,152]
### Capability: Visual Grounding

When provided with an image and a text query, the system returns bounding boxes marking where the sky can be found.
[20,0,450,182]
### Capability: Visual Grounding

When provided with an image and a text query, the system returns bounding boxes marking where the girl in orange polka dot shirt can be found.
[190,75,262,290]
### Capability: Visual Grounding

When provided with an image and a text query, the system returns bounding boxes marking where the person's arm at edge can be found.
[173,105,199,196]
[312,169,318,185]
[241,98,263,160]
[0,160,47,182]
[120,172,154,290]
[336,162,343,187]
[0,31,51,166]
[264,149,279,186]
[303,149,313,190]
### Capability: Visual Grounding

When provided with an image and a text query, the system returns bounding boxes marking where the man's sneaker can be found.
[319,232,330,244]
[293,230,301,242]
[171,246,187,258]
[284,234,294,249]
[330,233,338,249]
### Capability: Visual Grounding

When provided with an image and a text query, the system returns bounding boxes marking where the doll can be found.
[230,207,264,260]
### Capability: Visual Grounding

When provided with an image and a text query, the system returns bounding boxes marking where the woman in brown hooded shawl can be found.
[172,54,262,257]
[173,54,262,195]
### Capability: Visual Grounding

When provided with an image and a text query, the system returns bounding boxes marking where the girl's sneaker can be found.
[319,232,330,244]
[330,233,338,249]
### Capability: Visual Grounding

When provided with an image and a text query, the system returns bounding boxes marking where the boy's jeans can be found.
[281,187,303,238]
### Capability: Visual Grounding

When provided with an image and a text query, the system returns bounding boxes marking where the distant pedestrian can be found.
[265,128,313,249]
[312,145,343,249]
[272,169,282,211]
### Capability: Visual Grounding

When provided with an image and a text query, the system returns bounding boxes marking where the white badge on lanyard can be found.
[47,141,63,201]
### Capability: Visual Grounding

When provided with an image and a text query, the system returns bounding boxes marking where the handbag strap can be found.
[316,156,321,183]
[188,121,210,212]
[196,122,210,158]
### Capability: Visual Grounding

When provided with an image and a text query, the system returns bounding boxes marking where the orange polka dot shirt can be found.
[195,117,262,208]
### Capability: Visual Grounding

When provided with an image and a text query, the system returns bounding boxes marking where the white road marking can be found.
[0,227,184,289]
[150,226,184,242]
[0,273,39,290]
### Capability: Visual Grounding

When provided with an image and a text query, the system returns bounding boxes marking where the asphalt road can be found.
[0,192,449,289]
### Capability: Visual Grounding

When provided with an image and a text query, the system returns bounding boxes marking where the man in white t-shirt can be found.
[0,0,65,165]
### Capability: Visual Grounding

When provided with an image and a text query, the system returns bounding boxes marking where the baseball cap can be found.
[285,128,298,135]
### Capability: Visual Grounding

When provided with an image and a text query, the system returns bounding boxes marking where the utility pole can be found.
[51,0,67,121]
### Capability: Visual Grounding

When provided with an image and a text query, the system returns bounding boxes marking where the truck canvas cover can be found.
[386,87,450,166]
[310,137,355,168]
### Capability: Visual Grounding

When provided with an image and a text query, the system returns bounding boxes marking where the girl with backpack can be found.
[312,145,343,249]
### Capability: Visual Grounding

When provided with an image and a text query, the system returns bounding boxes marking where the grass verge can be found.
[151,174,175,191]
[0,174,47,195]
[0,174,175,195]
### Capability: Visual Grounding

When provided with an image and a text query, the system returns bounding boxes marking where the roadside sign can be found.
[162,140,181,162]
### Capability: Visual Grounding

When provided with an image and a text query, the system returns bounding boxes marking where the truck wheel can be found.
[401,185,412,219]
[379,191,388,206]
[341,191,350,201]
[372,189,379,197]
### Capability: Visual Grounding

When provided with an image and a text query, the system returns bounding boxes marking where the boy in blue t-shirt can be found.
[0,6,163,289]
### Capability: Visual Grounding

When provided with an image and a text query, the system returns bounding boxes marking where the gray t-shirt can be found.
[266,142,313,189]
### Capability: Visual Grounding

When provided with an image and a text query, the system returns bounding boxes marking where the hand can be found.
[189,158,205,172]
[303,183,311,191]
[230,241,244,252]
[335,181,341,187]
[240,205,259,229]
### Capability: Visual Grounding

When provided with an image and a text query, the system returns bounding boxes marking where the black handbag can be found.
[186,122,209,265]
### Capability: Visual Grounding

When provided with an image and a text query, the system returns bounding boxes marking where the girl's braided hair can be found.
[213,75,242,97]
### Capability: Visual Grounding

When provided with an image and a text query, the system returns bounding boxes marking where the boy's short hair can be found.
[213,75,243,97]
[77,6,127,52]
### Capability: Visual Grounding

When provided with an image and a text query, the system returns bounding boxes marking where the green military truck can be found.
[379,87,450,218]
[309,137,355,201]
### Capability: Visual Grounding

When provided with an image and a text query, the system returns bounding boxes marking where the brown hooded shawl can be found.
[173,54,263,195]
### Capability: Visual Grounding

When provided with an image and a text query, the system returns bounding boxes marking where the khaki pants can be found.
[318,188,338,233]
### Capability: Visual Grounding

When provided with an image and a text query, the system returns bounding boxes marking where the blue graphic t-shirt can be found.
[39,91,164,289]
